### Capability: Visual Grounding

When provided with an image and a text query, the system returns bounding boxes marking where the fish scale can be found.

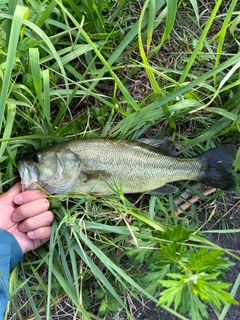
[68,140,198,194]
[17,138,237,195]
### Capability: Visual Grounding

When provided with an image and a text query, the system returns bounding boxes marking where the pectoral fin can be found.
[147,184,179,195]
[81,170,110,182]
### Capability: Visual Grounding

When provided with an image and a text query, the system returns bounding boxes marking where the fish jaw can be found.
[18,160,39,191]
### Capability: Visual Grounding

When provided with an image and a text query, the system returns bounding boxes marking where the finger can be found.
[27,226,53,241]
[1,183,22,204]
[18,211,54,232]
[12,198,50,222]
[14,189,48,205]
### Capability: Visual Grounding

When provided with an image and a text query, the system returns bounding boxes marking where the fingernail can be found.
[28,231,35,238]
[14,195,23,205]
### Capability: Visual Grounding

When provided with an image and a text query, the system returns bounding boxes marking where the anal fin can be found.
[146,184,179,195]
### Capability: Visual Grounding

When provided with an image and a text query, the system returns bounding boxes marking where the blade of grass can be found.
[50,43,102,70]
[77,0,105,33]
[0,104,16,159]
[179,0,223,83]
[62,0,83,23]
[234,146,240,172]
[21,285,42,319]
[218,60,240,91]
[207,107,239,122]
[218,273,240,320]
[138,0,163,95]
[55,0,139,111]
[43,220,95,320]
[29,48,43,107]
[161,0,177,45]
[230,14,240,46]
[46,263,95,319]
[147,0,156,50]
[147,0,177,58]
[0,6,70,130]
[43,69,51,123]
[213,0,238,85]
[82,0,166,95]
[138,0,177,129]
[179,115,235,145]
[189,0,200,26]
[23,18,70,104]
[73,236,129,315]
[111,51,240,136]
[5,0,18,48]
[74,227,189,320]
[0,5,29,134]
[35,0,57,27]
[77,219,139,235]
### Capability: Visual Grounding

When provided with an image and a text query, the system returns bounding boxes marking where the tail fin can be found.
[198,144,237,190]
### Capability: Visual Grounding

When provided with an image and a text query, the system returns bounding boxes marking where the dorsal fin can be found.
[137,138,176,156]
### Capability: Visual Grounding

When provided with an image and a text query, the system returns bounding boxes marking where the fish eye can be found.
[32,154,41,163]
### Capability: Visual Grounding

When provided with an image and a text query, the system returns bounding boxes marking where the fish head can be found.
[18,149,81,194]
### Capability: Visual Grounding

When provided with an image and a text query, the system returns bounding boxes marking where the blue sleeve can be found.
[0,229,23,318]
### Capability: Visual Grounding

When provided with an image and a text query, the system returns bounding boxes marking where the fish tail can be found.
[198,144,237,190]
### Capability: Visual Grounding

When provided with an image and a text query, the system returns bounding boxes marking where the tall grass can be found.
[0,0,239,319]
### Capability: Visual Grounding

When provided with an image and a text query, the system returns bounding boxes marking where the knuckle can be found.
[37,227,51,240]
[19,220,30,232]
[45,211,54,225]
[39,211,54,226]
[16,205,26,219]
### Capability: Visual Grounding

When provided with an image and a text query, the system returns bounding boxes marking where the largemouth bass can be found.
[17,138,237,195]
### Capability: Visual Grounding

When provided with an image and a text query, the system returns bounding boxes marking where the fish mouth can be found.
[18,160,39,191]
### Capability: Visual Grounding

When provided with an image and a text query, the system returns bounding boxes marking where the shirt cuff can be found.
[0,229,23,270]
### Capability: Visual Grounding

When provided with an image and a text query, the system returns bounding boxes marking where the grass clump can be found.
[0,0,240,319]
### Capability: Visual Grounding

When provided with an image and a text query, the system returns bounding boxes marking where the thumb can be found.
[1,183,22,203]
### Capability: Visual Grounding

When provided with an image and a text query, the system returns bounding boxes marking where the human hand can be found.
[0,183,54,254]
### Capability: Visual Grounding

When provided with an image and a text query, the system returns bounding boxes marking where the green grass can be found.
[1,0,240,319]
